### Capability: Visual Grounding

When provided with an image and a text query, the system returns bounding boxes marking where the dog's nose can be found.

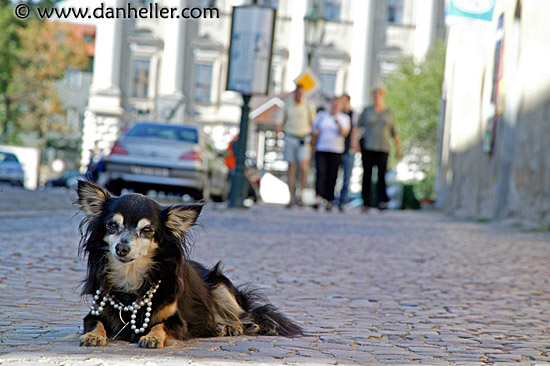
[115,243,130,257]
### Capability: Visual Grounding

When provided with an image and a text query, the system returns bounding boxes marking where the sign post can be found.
[226,6,275,208]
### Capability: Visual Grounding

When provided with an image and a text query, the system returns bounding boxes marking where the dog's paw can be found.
[80,332,107,347]
[242,321,261,335]
[217,322,243,337]
[138,334,164,348]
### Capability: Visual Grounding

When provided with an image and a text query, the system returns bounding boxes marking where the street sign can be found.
[227,6,276,208]
[294,66,321,95]
[446,0,496,25]
[226,6,276,95]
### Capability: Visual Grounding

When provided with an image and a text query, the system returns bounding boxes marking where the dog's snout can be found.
[115,243,130,257]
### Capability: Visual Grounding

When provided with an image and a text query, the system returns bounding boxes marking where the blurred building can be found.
[438,0,550,226]
[57,23,96,131]
[81,0,445,169]
[53,23,96,170]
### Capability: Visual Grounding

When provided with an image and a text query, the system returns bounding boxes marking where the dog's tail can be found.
[236,286,303,337]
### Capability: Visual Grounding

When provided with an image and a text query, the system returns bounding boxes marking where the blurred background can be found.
[0,0,548,227]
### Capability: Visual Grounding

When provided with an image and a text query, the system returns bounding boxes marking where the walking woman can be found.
[311,97,351,211]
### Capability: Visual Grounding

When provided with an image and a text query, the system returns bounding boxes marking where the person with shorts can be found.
[276,85,317,207]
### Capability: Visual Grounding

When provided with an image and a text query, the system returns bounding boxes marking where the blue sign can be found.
[446,0,495,23]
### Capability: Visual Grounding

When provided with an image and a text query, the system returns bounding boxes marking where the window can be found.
[320,72,336,98]
[324,0,341,21]
[194,64,212,103]
[66,68,82,87]
[265,0,278,9]
[86,56,94,73]
[387,0,403,24]
[131,59,150,98]
[126,124,199,143]
[0,152,19,163]
[83,34,94,44]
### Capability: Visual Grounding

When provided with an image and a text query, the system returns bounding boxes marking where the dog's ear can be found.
[162,203,203,239]
[77,180,111,218]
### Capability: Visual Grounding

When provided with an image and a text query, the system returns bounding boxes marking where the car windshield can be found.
[0,152,19,163]
[126,124,199,143]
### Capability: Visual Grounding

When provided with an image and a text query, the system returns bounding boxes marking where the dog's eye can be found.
[141,227,154,237]
[106,222,119,233]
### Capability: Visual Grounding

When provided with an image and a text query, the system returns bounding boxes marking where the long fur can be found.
[76,181,302,348]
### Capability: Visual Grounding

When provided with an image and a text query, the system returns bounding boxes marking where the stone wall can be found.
[437,0,550,227]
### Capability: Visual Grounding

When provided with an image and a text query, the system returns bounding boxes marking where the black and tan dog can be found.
[76,180,301,348]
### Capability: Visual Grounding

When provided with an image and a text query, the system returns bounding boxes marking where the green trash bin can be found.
[368,181,420,209]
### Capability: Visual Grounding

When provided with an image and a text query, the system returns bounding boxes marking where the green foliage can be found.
[0,0,64,15]
[386,41,446,199]
[0,6,24,143]
[0,2,87,145]
[414,165,436,201]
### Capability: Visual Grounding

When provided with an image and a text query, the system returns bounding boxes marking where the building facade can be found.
[437,0,550,226]
[54,23,96,171]
[81,0,445,169]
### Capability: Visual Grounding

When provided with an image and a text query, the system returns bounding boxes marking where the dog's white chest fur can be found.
[107,256,154,292]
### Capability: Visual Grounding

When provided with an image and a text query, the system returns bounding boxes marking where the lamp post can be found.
[304,2,325,67]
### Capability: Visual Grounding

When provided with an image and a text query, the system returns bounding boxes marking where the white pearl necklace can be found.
[90,280,161,334]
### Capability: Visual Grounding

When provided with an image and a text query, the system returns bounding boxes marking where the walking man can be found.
[276,84,316,207]
[357,86,401,211]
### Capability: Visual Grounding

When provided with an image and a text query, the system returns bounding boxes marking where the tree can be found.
[0,5,24,143]
[0,2,87,144]
[385,41,446,199]
[15,20,89,140]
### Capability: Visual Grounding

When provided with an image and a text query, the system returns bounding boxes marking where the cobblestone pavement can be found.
[1,187,550,365]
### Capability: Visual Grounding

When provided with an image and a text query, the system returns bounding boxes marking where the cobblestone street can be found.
[1,186,550,365]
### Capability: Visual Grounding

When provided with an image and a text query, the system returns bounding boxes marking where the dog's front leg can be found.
[138,322,168,348]
[80,314,108,347]
[138,314,186,348]
[139,301,186,348]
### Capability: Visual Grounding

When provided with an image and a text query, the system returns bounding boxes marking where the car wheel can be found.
[132,185,147,195]
[107,180,123,196]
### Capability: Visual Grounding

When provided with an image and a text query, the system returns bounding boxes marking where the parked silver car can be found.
[0,151,25,187]
[104,122,229,201]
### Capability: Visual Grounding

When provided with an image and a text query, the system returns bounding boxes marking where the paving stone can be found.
[0,189,549,365]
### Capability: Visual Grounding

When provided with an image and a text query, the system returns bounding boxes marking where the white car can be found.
[0,152,25,187]
[104,122,229,201]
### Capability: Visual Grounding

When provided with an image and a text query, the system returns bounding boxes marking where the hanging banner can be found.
[445,0,496,25]
[483,13,504,154]
[226,6,276,96]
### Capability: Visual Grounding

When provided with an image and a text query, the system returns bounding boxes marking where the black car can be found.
[45,170,82,189]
